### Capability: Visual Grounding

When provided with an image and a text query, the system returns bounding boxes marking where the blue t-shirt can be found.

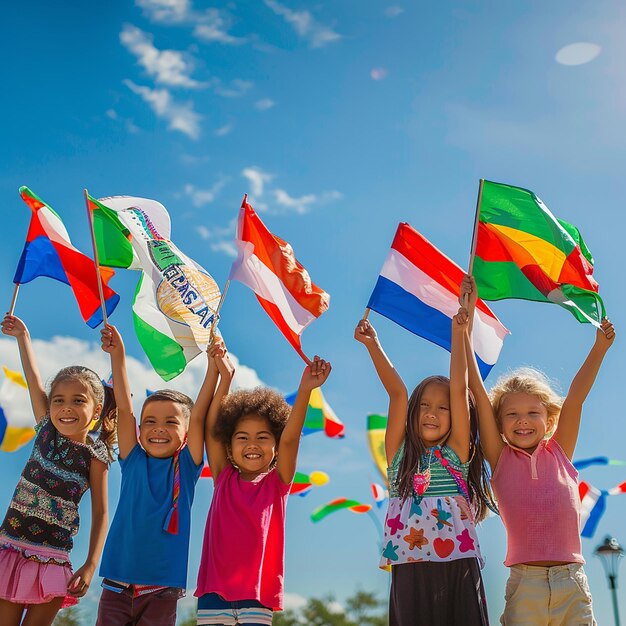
[99,444,202,588]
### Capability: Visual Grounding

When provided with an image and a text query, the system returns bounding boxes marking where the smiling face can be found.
[498,392,555,453]
[230,413,277,480]
[50,379,101,442]
[139,400,188,458]
[415,381,451,446]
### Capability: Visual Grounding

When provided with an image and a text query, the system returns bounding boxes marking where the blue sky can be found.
[1,0,626,623]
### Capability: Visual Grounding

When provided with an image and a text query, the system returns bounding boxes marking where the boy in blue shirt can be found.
[96,325,225,626]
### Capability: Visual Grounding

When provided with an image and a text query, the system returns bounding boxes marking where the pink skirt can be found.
[0,545,77,607]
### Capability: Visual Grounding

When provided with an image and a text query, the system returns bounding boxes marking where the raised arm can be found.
[101,325,136,459]
[554,318,615,459]
[67,459,109,599]
[186,349,219,466]
[205,340,235,481]
[447,308,471,463]
[276,356,332,484]
[354,319,408,464]
[1,314,48,421]
[461,275,504,470]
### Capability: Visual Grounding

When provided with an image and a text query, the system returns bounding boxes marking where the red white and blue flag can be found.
[367,223,509,378]
[579,479,626,538]
[13,187,119,328]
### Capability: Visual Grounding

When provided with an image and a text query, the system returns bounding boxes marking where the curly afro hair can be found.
[214,387,291,445]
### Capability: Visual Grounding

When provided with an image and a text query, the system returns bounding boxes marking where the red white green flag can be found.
[472,180,605,326]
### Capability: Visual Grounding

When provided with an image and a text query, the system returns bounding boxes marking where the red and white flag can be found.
[229,196,330,361]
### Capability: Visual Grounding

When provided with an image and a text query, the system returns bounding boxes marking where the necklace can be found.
[413,447,434,498]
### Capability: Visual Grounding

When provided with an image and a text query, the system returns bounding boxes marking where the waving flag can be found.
[473,180,605,326]
[574,457,626,471]
[368,223,509,378]
[14,187,119,328]
[579,479,626,538]
[90,196,221,380]
[229,196,329,361]
[0,367,35,452]
[284,387,344,438]
[367,413,388,484]
[311,498,372,522]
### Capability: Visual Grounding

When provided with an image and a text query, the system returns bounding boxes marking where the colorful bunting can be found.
[573,457,626,471]
[284,387,344,438]
[367,413,388,485]
[0,367,35,452]
[311,497,372,522]
[579,479,626,538]
[371,483,387,509]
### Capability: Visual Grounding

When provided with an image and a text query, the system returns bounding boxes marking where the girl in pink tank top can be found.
[462,275,616,626]
[195,340,331,625]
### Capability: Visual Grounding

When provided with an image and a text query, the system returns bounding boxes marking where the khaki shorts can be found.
[500,563,595,625]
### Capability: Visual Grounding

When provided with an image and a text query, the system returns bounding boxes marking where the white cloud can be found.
[0,335,262,421]
[242,166,274,197]
[273,188,342,215]
[136,0,191,23]
[264,0,341,49]
[124,80,202,139]
[210,240,238,258]
[214,122,234,136]
[193,9,246,45]
[384,5,405,18]
[183,178,229,208]
[120,24,205,88]
[283,592,307,611]
[254,98,275,111]
[370,67,388,81]
[213,78,253,98]
[106,109,119,120]
[555,42,601,66]
[137,0,246,46]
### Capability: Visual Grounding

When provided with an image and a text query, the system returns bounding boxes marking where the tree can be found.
[272,590,388,626]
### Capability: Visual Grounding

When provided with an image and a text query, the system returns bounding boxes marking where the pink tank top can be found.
[491,439,583,567]
[195,463,291,610]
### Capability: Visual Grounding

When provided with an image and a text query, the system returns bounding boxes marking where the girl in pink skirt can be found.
[0,315,116,626]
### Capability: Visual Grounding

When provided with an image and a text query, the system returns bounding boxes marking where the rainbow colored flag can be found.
[0,367,35,452]
[473,180,605,326]
[14,187,119,328]
[284,387,344,438]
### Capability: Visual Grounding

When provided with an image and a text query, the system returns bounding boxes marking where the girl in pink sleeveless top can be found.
[195,341,331,626]
[463,275,615,626]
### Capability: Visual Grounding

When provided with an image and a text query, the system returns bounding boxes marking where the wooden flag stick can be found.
[463,178,485,308]
[84,188,108,326]
[363,307,371,320]
[209,279,231,341]
[8,284,20,316]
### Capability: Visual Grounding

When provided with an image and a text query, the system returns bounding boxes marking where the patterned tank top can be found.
[0,415,109,564]
[381,442,484,568]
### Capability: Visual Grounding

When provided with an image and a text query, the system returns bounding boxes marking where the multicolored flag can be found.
[311,498,372,522]
[89,196,221,380]
[367,413,388,485]
[14,187,119,328]
[0,366,35,452]
[368,223,509,378]
[284,387,345,438]
[229,196,330,362]
[473,180,605,326]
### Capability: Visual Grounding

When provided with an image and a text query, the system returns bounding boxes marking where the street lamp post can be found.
[595,536,624,626]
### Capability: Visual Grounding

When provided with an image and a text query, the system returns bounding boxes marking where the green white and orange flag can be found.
[472,180,605,326]
[87,194,221,380]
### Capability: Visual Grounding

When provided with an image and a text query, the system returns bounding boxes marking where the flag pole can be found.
[363,307,370,320]
[8,284,20,316]
[84,188,108,326]
[468,178,484,275]
[209,279,231,341]
[463,179,484,308]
